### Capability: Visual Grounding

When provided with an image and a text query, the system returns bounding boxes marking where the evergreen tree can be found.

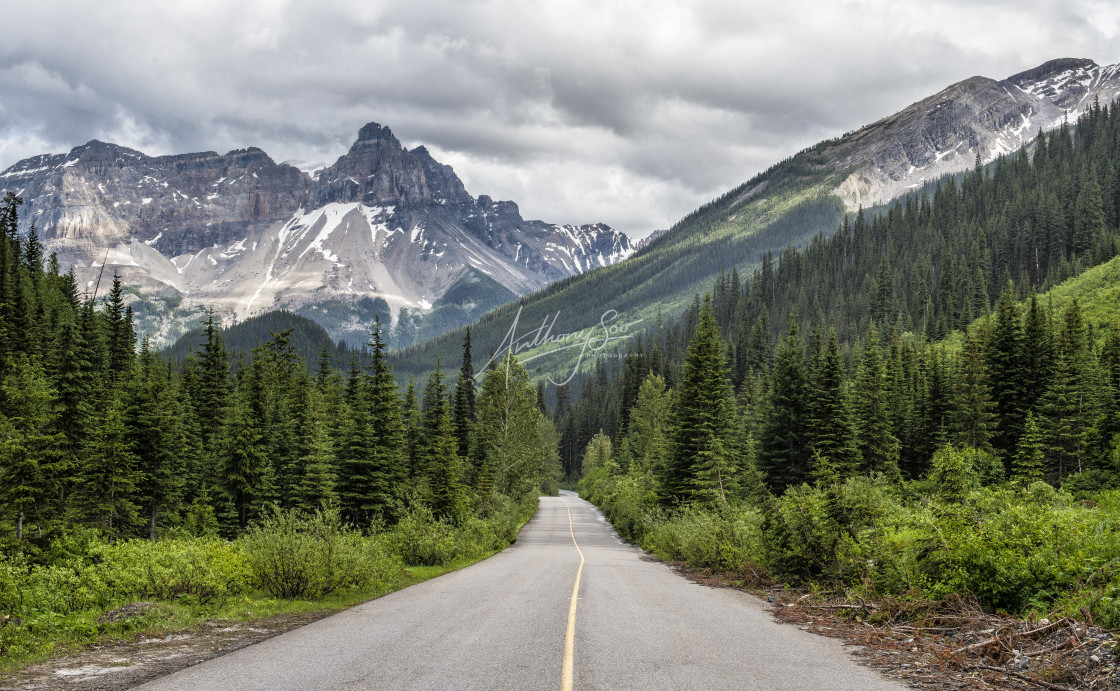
[473,352,550,498]
[806,330,860,476]
[1011,411,1046,485]
[0,360,63,540]
[104,272,135,381]
[366,318,407,519]
[218,390,270,531]
[663,296,739,505]
[453,327,476,458]
[428,388,465,522]
[196,308,229,440]
[986,283,1027,452]
[952,329,997,452]
[624,373,673,475]
[127,341,185,540]
[1036,301,1096,482]
[295,411,337,512]
[74,393,141,539]
[853,324,901,481]
[402,378,421,476]
[757,320,810,493]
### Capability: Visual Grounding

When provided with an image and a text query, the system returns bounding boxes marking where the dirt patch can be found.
[0,612,333,691]
[667,561,1120,690]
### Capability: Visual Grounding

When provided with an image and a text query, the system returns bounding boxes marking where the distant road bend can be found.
[139,493,904,690]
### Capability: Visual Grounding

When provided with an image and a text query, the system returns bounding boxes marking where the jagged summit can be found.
[356,122,396,143]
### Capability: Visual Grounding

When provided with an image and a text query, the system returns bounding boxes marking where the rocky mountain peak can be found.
[828,57,1120,210]
[1006,58,1098,87]
[0,119,633,347]
[355,122,398,144]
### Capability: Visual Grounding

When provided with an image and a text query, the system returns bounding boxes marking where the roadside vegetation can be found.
[569,103,1120,637]
[0,498,536,674]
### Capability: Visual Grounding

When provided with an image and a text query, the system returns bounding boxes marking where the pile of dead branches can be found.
[766,590,1118,690]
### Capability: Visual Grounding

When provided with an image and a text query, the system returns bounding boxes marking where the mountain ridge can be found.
[1,123,632,346]
[389,56,1120,379]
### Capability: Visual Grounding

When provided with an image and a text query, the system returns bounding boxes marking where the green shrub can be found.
[643,505,762,572]
[240,507,396,599]
[385,505,459,566]
[922,494,1102,612]
[105,539,252,605]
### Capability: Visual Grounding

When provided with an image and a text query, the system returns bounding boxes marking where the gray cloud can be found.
[1,0,1118,236]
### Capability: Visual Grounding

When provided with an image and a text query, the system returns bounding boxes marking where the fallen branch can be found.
[952,636,1002,655]
[1019,618,1069,639]
[973,663,1081,691]
[800,603,877,611]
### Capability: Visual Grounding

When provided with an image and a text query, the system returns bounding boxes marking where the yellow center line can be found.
[561,501,585,691]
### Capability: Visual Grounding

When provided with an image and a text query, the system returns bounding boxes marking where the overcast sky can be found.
[1,1,1117,238]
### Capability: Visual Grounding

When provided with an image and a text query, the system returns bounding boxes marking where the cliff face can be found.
[827,59,1120,209]
[0,122,632,345]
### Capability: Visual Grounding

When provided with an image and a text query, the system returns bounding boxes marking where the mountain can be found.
[830,58,1120,208]
[0,123,632,346]
[391,57,1120,379]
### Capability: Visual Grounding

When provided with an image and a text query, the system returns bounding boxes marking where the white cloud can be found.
[0,0,1117,237]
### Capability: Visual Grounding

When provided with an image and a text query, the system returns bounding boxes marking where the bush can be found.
[240,507,396,599]
[105,539,252,605]
[921,492,1103,612]
[385,505,459,566]
[643,505,762,572]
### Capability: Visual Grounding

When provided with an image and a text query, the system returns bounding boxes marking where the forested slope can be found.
[568,104,1120,653]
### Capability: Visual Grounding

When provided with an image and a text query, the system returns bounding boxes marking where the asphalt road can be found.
[137,493,904,690]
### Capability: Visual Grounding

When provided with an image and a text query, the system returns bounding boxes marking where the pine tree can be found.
[453,328,476,459]
[952,329,997,452]
[757,319,810,493]
[196,308,229,439]
[366,319,407,519]
[336,371,377,524]
[428,387,464,522]
[104,272,135,381]
[295,412,338,512]
[986,282,1027,453]
[218,390,270,531]
[473,352,549,498]
[853,323,901,481]
[401,378,421,476]
[1011,412,1046,485]
[0,360,63,540]
[806,330,860,476]
[74,393,141,539]
[624,373,673,474]
[127,341,185,540]
[419,361,450,487]
[1036,301,1097,483]
[664,296,739,505]
[1074,173,1106,256]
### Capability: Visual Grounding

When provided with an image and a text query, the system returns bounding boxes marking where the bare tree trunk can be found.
[16,510,23,541]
